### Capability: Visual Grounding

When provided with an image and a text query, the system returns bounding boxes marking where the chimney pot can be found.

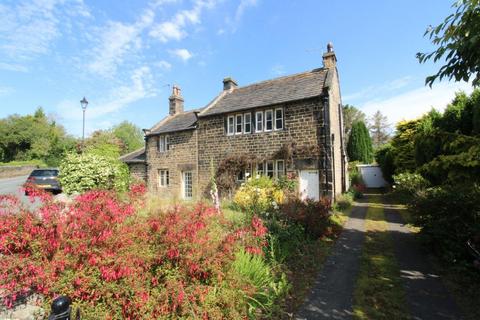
[169,84,184,115]
[322,42,337,69]
[223,77,238,91]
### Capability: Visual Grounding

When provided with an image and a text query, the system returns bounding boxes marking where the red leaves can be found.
[0,189,267,318]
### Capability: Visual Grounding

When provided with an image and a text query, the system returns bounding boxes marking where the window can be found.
[276,160,285,178]
[158,135,168,152]
[227,116,234,135]
[158,169,169,187]
[255,111,263,132]
[275,108,284,130]
[266,161,274,178]
[183,171,193,199]
[256,162,264,176]
[265,110,273,131]
[237,170,245,182]
[236,114,243,134]
[244,113,251,133]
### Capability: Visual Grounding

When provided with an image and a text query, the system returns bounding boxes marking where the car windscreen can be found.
[30,170,59,177]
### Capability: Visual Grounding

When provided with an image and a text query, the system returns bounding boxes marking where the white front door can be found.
[299,170,319,201]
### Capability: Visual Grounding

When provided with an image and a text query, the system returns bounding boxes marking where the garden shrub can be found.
[392,172,429,199]
[334,192,354,211]
[409,184,480,263]
[280,197,332,238]
[0,185,276,319]
[59,152,130,194]
[233,176,284,217]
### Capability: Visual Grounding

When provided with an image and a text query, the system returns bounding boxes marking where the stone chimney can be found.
[322,42,337,69]
[169,85,184,116]
[223,77,238,91]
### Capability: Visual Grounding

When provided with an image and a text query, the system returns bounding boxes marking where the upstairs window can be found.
[265,110,273,131]
[158,135,169,153]
[244,113,251,133]
[227,116,235,135]
[236,114,243,134]
[275,108,284,130]
[255,111,263,132]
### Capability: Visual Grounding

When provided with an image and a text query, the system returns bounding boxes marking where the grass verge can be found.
[353,195,410,320]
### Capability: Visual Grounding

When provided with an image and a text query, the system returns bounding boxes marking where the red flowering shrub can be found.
[280,197,332,238]
[0,187,268,318]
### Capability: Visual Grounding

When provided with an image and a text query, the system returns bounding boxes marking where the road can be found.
[0,175,28,196]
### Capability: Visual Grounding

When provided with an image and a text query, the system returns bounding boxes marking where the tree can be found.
[417,0,480,87]
[342,104,366,138]
[347,121,374,163]
[112,121,144,154]
[84,130,124,158]
[368,110,391,149]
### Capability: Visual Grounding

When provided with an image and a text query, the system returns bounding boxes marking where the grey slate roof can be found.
[199,68,329,117]
[119,148,145,163]
[149,110,199,135]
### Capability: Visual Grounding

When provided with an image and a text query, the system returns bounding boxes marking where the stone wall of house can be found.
[146,130,198,199]
[197,98,324,197]
[326,68,347,197]
[127,163,147,182]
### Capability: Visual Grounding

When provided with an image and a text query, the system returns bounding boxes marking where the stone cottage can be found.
[123,43,348,201]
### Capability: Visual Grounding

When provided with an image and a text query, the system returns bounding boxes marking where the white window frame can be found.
[227,115,235,136]
[276,160,285,178]
[265,109,273,132]
[266,161,275,178]
[235,114,243,135]
[244,113,251,134]
[182,171,193,199]
[158,135,168,153]
[274,108,284,130]
[158,169,169,187]
[255,111,263,132]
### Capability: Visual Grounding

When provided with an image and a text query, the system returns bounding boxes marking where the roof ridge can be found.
[233,67,325,91]
[199,90,227,116]
[119,147,145,161]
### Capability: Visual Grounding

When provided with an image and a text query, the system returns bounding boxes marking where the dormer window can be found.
[158,135,169,153]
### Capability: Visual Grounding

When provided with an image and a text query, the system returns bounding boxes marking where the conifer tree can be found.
[347,121,374,163]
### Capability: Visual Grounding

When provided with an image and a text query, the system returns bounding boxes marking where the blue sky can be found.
[0,0,473,137]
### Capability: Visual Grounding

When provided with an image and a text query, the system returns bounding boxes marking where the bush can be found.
[279,197,332,238]
[59,152,130,194]
[392,172,429,199]
[348,161,364,186]
[0,187,274,318]
[409,184,480,263]
[233,176,284,217]
[334,192,354,211]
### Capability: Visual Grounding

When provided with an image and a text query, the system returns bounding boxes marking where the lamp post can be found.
[80,97,88,150]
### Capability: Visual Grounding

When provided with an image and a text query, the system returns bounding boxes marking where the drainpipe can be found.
[322,95,330,197]
[331,133,336,201]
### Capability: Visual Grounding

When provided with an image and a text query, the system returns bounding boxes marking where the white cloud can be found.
[154,60,172,70]
[57,66,155,134]
[0,0,90,61]
[0,86,14,97]
[343,76,413,102]
[169,48,193,61]
[357,81,473,126]
[149,0,217,43]
[225,0,258,32]
[0,62,28,72]
[271,64,285,76]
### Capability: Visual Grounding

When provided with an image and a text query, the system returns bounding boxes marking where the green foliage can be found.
[233,250,289,317]
[348,161,364,185]
[392,172,429,199]
[409,184,480,263]
[417,0,480,87]
[111,121,144,154]
[343,104,366,138]
[0,107,77,166]
[334,192,354,211]
[59,153,130,194]
[233,176,284,217]
[347,121,374,163]
[375,144,395,183]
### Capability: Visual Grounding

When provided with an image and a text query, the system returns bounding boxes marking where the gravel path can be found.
[295,202,367,320]
[384,208,464,320]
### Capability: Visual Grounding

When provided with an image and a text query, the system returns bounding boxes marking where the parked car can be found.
[25,168,62,195]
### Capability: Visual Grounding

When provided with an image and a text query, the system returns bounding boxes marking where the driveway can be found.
[0,175,28,196]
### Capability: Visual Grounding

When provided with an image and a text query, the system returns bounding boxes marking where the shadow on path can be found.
[384,207,464,320]
[295,201,367,320]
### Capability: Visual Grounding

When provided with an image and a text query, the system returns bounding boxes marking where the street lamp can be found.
[80,97,88,149]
